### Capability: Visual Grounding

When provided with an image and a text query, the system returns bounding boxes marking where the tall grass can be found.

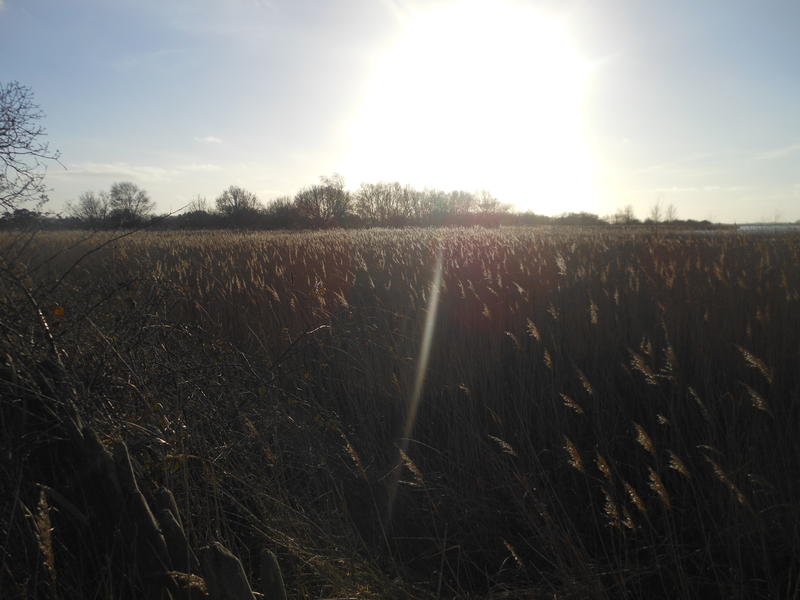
[1,227,799,598]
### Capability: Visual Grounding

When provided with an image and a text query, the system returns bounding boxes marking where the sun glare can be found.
[342,0,596,213]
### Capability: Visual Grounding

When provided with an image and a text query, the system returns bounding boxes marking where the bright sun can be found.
[342,0,596,214]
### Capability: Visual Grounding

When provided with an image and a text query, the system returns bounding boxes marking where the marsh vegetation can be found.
[2,227,799,598]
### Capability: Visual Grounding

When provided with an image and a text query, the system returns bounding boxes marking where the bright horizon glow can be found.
[341,0,597,214]
[3,1,798,222]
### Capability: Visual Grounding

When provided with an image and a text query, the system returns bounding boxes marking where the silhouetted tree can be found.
[476,191,500,214]
[187,195,209,213]
[447,190,477,215]
[0,207,43,229]
[216,186,261,223]
[67,191,109,227]
[355,181,414,225]
[417,189,449,222]
[556,212,606,227]
[613,204,638,225]
[649,199,663,224]
[108,181,154,226]
[263,196,299,228]
[0,81,60,213]
[354,182,386,224]
[512,211,552,226]
[294,174,351,227]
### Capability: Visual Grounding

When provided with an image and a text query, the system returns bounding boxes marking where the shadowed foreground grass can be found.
[1,227,799,598]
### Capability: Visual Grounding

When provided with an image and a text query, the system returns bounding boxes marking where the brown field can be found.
[2,227,799,599]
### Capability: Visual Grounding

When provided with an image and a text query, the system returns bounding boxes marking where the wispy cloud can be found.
[195,136,223,144]
[52,162,174,182]
[0,0,6,12]
[638,185,750,194]
[754,143,800,161]
[111,48,189,71]
[50,161,226,182]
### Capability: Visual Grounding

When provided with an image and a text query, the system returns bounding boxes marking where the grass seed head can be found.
[633,422,656,457]
[489,434,518,457]
[543,348,553,370]
[742,383,771,413]
[704,456,749,507]
[647,467,671,509]
[736,345,773,385]
[623,480,647,515]
[630,351,658,385]
[525,318,541,341]
[564,436,585,473]
[560,393,584,415]
[575,367,594,395]
[398,447,425,487]
[601,487,622,528]
[668,450,691,478]
[595,453,613,483]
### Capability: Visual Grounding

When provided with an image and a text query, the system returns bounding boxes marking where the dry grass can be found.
[1,226,799,598]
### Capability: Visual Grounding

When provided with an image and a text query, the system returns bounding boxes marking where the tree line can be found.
[4,181,717,229]
[0,80,726,232]
[0,176,723,231]
[62,174,520,229]
[31,175,711,229]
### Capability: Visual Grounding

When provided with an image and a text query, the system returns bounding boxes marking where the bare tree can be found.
[67,191,109,226]
[294,174,351,226]
[0,81,60,213]
[263,196,297,228]
[216,186,260,217]
[354,182,382,224]
[613,204,637,225]
[355,181,414,225]
[476,190,505,214]
[447,190,477,214]
[108,181,154,225]
[649,199,663,223]
[665,203,678,222]
[187,195,209,213]
[417,189,450,220]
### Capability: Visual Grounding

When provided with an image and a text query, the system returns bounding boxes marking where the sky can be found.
[1,0,799,223]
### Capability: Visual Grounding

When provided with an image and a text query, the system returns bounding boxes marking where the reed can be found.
[1,226,799,598]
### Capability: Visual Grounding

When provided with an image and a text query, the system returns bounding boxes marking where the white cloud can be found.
[50,161,230,181]
[51,162,174,182]
[194,135,223,144]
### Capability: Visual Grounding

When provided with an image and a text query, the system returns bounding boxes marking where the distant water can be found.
[738,224,800,232]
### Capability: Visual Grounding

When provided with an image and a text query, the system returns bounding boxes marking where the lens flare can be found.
[386,248,443,524]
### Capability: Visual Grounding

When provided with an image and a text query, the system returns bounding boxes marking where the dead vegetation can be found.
[1,227,799,598]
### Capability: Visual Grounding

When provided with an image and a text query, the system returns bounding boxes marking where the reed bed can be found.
[1,227,799,598]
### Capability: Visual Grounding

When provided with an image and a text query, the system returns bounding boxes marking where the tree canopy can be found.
[216,185,262,221]
[108,181,154,226]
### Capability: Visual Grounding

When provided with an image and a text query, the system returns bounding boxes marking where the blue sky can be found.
[1,0,798,222]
